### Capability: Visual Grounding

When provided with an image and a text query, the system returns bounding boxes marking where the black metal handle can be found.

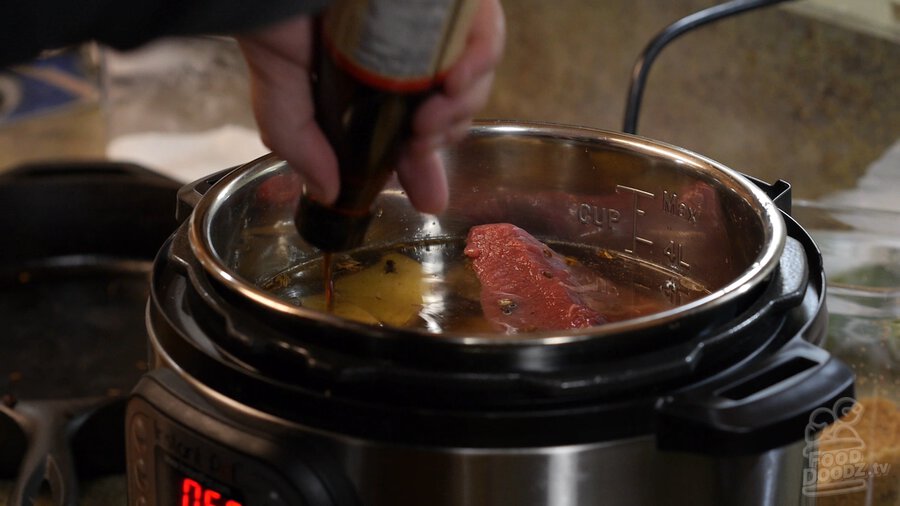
[655,337,853,457]
[622,0,800,217]
[623,0,796,135]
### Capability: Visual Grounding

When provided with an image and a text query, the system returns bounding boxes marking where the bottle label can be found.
[322,0,477,92]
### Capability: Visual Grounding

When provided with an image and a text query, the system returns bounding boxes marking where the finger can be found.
[247,72,340,203]
[444,0,505,97]
[407,118,472,157]
[238,18,340,203]
[236,14,313,70]
[444,118,473,145]
[280,122,340,204]
[412,70,494,139]
[396,149,449,214]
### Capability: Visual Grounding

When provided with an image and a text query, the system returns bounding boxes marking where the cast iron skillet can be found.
[0,162,181,506]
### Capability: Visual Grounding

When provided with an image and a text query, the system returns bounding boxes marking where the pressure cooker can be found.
[127,121,853,506]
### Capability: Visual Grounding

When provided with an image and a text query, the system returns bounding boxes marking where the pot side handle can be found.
[176,167,238,221]
[655,338,853,457]
[743,175,792,215]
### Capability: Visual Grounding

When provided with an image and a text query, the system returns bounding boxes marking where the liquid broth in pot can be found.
[261,237,710,335]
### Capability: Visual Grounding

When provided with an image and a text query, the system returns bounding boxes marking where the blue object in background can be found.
[0,50,99,124]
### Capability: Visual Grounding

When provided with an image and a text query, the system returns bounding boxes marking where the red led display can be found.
[180,477,243,506]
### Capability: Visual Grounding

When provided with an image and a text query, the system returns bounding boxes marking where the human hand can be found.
[236,0,505,214]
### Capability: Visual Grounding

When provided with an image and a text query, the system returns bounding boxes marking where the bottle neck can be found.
[295,196,373,252]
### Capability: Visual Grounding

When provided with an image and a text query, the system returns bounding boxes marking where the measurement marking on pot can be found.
[616,185,654,255]
[577,204,621,229]
[662,278,681,304]
[663,190,699,223]
[664,240,691,270]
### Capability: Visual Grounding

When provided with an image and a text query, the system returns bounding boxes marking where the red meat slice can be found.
[464,223,607,333]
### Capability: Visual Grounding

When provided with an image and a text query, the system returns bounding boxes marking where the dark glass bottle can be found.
[296,53,426,251]
[295,0,476,252]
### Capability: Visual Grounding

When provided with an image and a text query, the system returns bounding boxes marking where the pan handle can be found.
[655,338,854,457]
[0,160,177,186]
[2,398,104,506]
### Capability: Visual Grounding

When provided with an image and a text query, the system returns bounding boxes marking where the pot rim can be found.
[188,120,786,346]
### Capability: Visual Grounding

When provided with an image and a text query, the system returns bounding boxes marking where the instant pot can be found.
[127,122,852,506]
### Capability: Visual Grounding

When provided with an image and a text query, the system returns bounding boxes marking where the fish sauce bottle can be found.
[295,0,478,252]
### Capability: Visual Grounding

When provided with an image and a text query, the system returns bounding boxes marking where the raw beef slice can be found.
[464,223,607,333]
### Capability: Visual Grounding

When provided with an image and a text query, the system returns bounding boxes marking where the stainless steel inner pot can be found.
[188,120,785,341]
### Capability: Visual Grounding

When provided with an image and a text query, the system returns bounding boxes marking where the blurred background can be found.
[1,0,898,200]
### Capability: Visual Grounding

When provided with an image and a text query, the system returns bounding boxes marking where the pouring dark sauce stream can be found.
[323,252,335,313]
